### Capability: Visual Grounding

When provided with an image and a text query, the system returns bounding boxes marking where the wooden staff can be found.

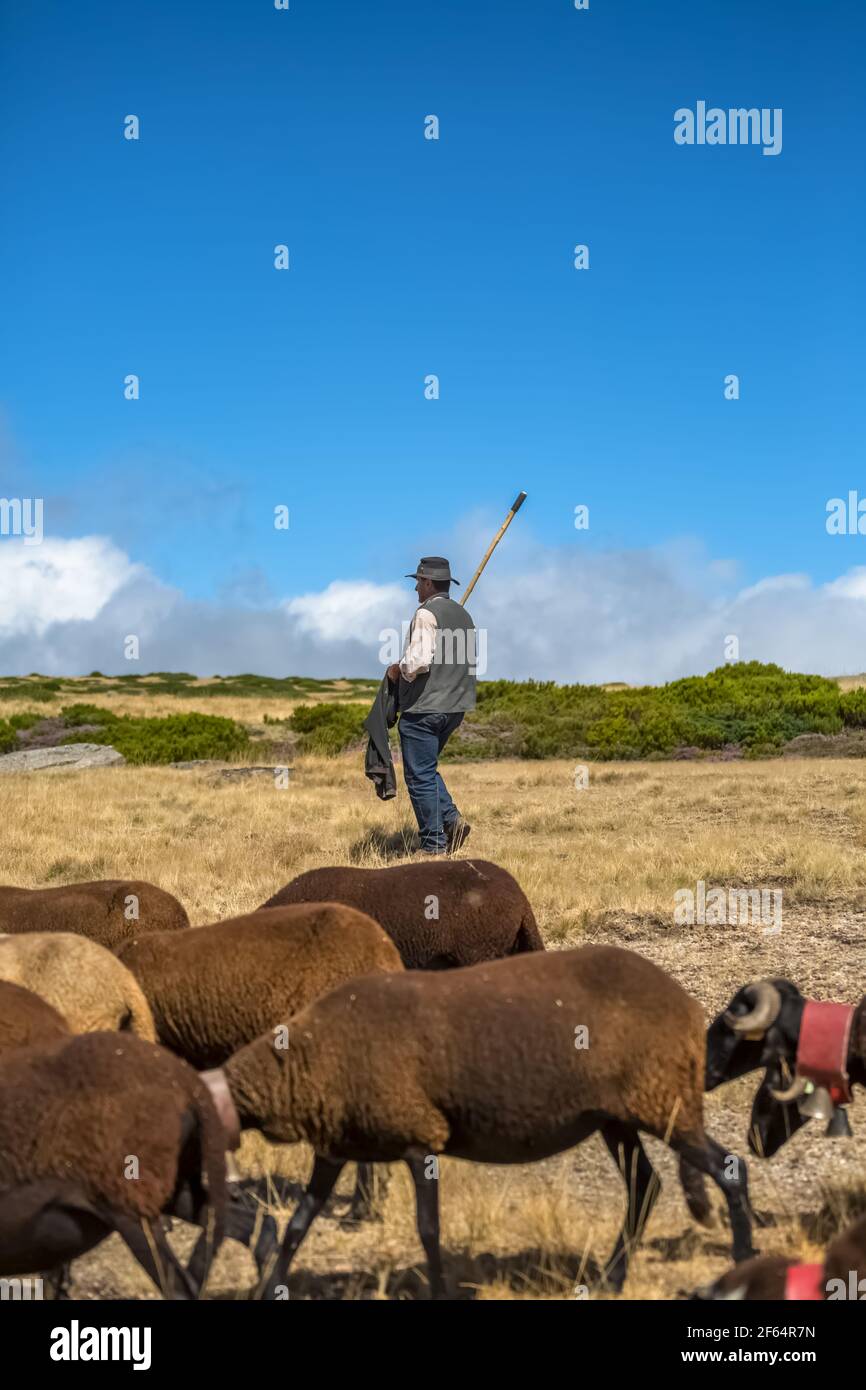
[459,492,527,605]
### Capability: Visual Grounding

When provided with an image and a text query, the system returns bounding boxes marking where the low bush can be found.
[457,662,851,759]
[0,682,59,703]
[8,712,42,730]
[60,708,250,764]
[289,703,369,755]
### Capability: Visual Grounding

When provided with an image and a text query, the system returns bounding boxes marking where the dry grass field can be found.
[0,676,373,727]
[3,744,866,1300]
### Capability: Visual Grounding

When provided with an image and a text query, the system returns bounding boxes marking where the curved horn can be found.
[724,981,782,1035]
[770,1075,810,1104]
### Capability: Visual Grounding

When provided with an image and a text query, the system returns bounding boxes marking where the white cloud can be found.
[0,532,864,683]
[0,537,143,636]
[284,580,405,644]
[825,568,866,600]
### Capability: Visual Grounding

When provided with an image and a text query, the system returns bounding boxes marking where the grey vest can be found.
[399,595,477,715]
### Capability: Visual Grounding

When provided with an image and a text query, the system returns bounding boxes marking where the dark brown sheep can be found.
[694,1252,795,1301]
[260,859,544,969]
[210,944,754,1297]
[118,902,405,1252]
[695,1215,866,1300]
[0,1031,227,1297]
[0,879,189,953]
[0,980,69,1055]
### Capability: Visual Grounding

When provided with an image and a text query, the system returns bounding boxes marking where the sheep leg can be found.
[340,1163,386,1225]
[186,1193,279,1285]
[115,1216,200,1300]
[257,1155,345,1300]
[600,1121,660,1293]
[674,1136,755,1263]
[38,1263,72,1299]
[251,1210,280,1274]
[406,1155,444,1300]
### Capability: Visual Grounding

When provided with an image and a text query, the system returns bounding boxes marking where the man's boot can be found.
[445,817,471,852]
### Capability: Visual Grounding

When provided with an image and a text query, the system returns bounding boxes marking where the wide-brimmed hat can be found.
[405,556,460,584]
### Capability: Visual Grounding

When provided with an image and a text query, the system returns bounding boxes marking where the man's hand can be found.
[386,663,401,683]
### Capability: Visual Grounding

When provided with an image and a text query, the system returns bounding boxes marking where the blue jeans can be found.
[398,711,464,852]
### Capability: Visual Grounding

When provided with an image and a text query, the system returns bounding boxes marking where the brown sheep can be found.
[116,904,404,1069]
[0,1031,227,1298]
[694,1252,795,1301]
[0,932,156,1040]
[260,859,544,969]
[0,997,276,1294]
[118,902,405,1247]
[0,980,69,1055]
[694,1215,866,1300]
[209,944,754,1297]
[0,879,189,953]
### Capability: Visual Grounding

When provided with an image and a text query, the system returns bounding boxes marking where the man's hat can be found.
[405,556,460,584]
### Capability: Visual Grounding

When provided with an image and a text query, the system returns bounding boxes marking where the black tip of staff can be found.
[511,491,527,512]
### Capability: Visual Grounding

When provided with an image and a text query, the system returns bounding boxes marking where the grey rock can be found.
[169,760,226,770]
[0,743,125,774]
[215,766,293,781]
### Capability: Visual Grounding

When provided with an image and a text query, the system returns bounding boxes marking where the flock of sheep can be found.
[0,859,863,1301]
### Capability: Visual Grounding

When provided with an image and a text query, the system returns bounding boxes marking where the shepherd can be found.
[364,494,526,850]
[385,557,476,856]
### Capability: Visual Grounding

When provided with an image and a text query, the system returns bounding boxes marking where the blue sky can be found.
[1,1,864,679]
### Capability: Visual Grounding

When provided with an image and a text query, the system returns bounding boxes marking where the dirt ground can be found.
[3,753,866,1300]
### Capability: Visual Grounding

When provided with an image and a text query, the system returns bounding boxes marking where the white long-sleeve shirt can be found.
[399,605,437,682]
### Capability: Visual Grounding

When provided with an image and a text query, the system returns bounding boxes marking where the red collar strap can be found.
[796,1000,855,1105]
[785,1263,824,1300]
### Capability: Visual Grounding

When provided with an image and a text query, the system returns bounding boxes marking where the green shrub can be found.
[62,711,250,765]
[19,682,61,703]
[458,662,856,760]
[0,720,17,755]
[289,703,369,755]
[285,663,863,762]
[840,688,866,727]
[61,704,118,727]
[8,712,42,730]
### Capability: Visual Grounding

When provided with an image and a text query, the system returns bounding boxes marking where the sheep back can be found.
[0,932,156,1041]
[260,859,544,968]
[0,879,189,952]
[118,903,403,1069]
[273,945,707,1162]
[702,1254,792,1301]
